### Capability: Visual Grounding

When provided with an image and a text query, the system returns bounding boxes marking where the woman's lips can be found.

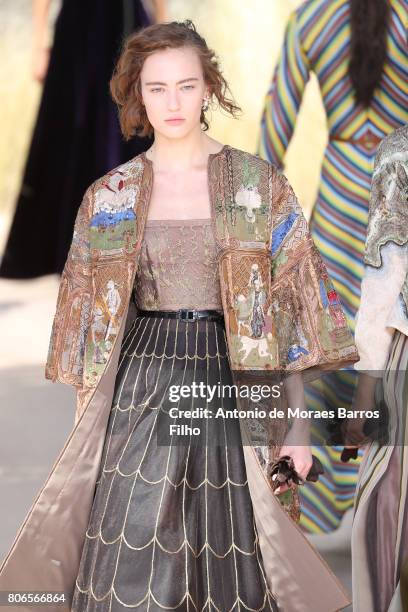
[165,118,185,125]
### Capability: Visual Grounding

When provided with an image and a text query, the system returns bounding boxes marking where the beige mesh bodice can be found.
[133,219,223,311]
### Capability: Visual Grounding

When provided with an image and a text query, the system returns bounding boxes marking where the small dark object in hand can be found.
[269,455,325,491]
[341,447,359,462]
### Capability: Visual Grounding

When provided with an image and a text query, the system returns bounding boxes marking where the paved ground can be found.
[0,275,353,609]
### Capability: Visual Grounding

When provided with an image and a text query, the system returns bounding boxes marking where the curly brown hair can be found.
[110,20,241,140]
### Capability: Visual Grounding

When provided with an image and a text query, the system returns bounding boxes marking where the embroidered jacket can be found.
[45,145,358,391]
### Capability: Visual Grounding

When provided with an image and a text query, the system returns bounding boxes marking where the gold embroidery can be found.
[134,219,223,312]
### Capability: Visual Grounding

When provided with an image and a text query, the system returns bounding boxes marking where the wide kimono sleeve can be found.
[258,10,310,167]
[45,185,94,388]
[355,140,408,375]
[270,166,358,377]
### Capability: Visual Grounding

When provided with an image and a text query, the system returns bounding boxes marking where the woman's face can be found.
[140,46,208,140]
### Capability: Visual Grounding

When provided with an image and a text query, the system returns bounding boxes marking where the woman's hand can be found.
[273,372,312,494]
[341,416,367,448]
[342,372,378,448]
[32,0,52,81]
[274,424,312,494]
[32,45,50,82]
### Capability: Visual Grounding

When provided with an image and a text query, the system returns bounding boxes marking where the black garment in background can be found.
[0,0,152,279]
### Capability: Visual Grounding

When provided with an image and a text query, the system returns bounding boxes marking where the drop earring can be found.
[202,97,210,111]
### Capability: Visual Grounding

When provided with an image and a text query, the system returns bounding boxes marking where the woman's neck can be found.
[146,132,224,172]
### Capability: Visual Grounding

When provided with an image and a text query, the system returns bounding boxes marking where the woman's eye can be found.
[181,85,195,90]
[151,88,164,93]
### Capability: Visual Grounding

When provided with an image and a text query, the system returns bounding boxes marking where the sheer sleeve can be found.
[258,10,310,168]
[355,242,408,374]
[355,140,408,374]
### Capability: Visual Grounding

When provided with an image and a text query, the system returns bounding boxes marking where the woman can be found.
[351,125,408,612]
[0,21,357,612]
[0,0,165,279]
[258,0,408,534]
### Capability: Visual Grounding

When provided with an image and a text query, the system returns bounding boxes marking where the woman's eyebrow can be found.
[144,77,200,86]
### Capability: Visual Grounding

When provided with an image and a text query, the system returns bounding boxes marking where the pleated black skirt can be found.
[71,315,277,611]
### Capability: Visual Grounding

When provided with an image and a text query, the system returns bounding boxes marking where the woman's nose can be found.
[167,89,180,111]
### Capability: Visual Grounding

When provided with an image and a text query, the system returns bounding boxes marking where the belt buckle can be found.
[360,129,380,151]
[179,309,197,321]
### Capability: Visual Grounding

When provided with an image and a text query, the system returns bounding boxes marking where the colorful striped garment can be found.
[259,0,408,532]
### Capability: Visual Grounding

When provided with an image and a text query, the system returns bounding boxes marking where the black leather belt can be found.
[138,309,224,322]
